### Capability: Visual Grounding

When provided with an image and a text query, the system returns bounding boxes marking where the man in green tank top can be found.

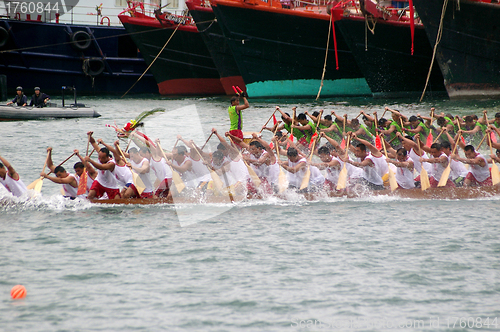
[228,93,249,142]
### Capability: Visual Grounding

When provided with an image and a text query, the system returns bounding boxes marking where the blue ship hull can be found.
[0,19,158,95]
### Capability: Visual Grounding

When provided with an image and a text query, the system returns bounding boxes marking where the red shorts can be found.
[229,130,244,148]
[465,173,492,186]
[155,178,172,197]
[429,177,456,188]
[90,181,121,199]
[130,184,153,198]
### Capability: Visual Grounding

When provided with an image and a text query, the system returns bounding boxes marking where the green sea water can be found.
[1,95,499,331]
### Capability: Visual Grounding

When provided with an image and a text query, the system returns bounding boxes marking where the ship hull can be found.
[211,0,371,98]
[186,0,246,95]
[119,14,225,96]
[0,19,158,95]
[413,0,500,99]
[334,13,446,98]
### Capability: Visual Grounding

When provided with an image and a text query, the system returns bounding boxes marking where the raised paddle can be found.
[373,113,382,151]
[355,111,363,119]
[417,137,431,191]
[426,109,435,147]
[259,109,277,133]
[299,135,321,190]
[116,145,146,195]
[381,138,398,191]
[275,140,287,194]
[157,142,185,194]
[28,151,76,192]
[340,114,347,149]
[201,132,214,150]
[432,128,445,144]
[299,111,323,190]
[191,145,224,193]
[438,133,462,187]
[288,108,296,145]
[228,136,261,188]
[336,135,351,190]
[487,133,500,186]
[27,151,50,192]
[476,132,488,150]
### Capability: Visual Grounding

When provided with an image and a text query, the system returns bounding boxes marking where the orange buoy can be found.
[11,285,26,299]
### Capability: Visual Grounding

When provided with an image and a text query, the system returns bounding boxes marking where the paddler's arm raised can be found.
[0,154,20,180]
[304,110,318,123]
[87,132,100,153]
[74,149,97,179]
[97,139,122,165]
[45,147,56,173]
[226,131,250,150]
[84,156,115,172]
[253,134,276,165]
[320,132,344,156]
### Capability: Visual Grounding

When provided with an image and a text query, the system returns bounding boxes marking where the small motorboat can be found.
[0,86,100,121]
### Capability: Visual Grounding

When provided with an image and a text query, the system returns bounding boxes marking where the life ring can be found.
[0,27,9,48]
[71,31,91,51]
[83,58,105,76]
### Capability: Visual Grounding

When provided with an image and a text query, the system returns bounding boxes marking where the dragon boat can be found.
[89,185,500,205]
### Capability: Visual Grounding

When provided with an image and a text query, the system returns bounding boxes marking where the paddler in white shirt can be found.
[88,134,135,198]
[452,145,493,187]
[73,150,97,196]
[386,148,415,189]
[278,147,307,190]
[0,154,27,197]
[419,143,455,188]
[127,147,154,198]
[84,147,120,199]
[344,140,385,191]
[39,147,78,199]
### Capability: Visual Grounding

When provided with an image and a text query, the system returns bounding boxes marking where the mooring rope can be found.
[316,12,333,101]
[121,22,182,98]
[419,0,449,102]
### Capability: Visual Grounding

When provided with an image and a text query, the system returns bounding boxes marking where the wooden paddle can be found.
[299,112,323,190]
[28,151,76,192]
[157,142,185,194]
[381,138,398,191]
[432,128,445,144]
[340,114,346,149]
[201,132,214,150]
[27,151,50,192]
[426,109,435,147]
[259,109,277,133]
[487,133,500,186]
[336,135,351,190]
[417,137,431,191]
[437,133,461,187]
[373,113,382,150]
[228,137,261,188]
[275,140,287,194]
[191,145,224,192]
[289,108,296,144]
[116,145,146,195]
[477,132,488,150]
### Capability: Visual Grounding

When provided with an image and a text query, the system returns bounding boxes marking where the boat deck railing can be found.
[0,2,187,26]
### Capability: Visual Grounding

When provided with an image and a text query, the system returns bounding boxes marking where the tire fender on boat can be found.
[0,27,9,48]
[71,30,92,51]
[82,58,105,76]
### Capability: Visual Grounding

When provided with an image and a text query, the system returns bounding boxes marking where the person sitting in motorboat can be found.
[6,86,27,106]
[29,87,50,108]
